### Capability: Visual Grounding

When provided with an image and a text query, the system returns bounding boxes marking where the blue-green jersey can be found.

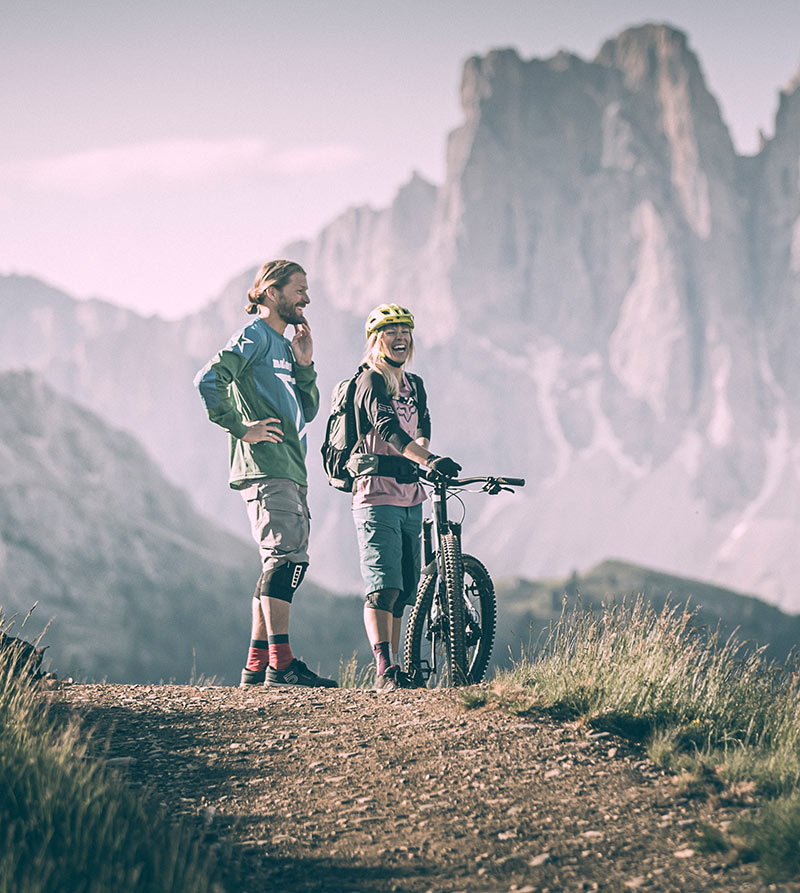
[194,317,319,488]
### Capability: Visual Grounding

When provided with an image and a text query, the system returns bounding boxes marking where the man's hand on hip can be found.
[241,418,283,443]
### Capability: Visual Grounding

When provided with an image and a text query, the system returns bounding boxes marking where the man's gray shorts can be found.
[240,479,310,572]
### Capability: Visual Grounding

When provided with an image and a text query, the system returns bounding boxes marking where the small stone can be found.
[529,852,550,867]
[674,848,695,859]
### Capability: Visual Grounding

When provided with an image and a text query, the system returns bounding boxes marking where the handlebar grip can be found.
[498,477,526,487]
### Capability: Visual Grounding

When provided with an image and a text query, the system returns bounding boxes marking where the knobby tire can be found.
[404,553,497,687]
[403,571,436,684]
[441,532,467,684]
[462,554,496,683]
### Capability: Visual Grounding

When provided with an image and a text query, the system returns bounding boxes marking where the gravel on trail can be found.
[51,683,785,892]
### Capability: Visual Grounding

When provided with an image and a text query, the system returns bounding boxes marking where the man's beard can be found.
[277,298,305,325]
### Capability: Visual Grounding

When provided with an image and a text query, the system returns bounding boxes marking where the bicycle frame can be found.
[422,476,460,570]
[416,481,461,682]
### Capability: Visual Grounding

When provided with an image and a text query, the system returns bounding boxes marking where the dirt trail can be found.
[51,683,782,892]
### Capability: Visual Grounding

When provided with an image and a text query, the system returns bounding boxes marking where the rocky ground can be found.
[50,683,796,892]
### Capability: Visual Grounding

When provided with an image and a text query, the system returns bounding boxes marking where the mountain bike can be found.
[403,472,525,687]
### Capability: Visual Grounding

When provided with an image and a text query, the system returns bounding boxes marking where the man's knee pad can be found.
[259,562,307,603]
[365,588,400,612]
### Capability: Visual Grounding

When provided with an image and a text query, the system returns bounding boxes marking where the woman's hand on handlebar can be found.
[426,455,462,478]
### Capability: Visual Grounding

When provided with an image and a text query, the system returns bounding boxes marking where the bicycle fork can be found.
[421,495,466,679]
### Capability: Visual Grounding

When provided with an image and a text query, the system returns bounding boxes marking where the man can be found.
[194,259,336,688]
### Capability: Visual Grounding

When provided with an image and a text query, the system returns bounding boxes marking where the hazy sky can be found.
[3,0,800,318]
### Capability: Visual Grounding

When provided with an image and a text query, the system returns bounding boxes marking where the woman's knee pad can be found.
[365,589,400,612]
[259,562,308,603]
[392,590,412,618]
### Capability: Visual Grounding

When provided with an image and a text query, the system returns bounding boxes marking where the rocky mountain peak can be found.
[595,23,694,91]
[459,47,522,117]
[774,66,800,136]
[783,63,800,98]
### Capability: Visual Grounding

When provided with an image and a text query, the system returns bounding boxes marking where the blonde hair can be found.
[245,259,306,314]
[361,329,415,398]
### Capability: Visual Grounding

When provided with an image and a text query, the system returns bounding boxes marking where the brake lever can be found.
[484,479,514,495]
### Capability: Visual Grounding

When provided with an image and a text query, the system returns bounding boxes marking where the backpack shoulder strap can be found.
[349,369,368,453]
[408,372,426,413]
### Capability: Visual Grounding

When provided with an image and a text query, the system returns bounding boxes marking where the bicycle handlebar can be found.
[421,471,525,489]
[492,476,525,488]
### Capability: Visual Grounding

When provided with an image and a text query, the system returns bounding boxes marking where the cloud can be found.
[271,144,365,175]
[0,138,363,197]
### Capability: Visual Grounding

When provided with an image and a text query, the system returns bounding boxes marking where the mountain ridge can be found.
[495,557,800,665]
[4,367,799,685]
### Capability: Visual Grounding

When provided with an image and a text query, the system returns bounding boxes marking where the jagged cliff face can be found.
[2,24,800,609]
[292,24,800,606]
[453,28,780,523]
[750,73,800,393]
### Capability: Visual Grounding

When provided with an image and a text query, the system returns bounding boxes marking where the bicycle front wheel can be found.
[441,532,467,684]
[403,570,438,685]
[404,553,497,687]
[461,554,496,684]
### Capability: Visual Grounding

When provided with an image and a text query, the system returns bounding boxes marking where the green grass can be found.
[482,597,800,881]
[737,791,800,882]
[0,624,221,893]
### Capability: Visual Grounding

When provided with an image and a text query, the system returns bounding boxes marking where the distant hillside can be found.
[495,559,800,665]
[0,370,364,683]
[0,371,794,684]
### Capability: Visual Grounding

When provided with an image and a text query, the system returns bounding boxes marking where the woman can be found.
[350,303,461,691]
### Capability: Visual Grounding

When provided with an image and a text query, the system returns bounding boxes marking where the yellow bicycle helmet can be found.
[365,303,415,337]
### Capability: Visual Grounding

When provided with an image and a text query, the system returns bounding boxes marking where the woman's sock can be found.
[373,641,391,676]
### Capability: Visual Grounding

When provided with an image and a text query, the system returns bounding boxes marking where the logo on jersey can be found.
[394,394,416,424]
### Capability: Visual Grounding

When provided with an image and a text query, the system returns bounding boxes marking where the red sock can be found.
[268,635,294,671]
[245,639,269,671]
